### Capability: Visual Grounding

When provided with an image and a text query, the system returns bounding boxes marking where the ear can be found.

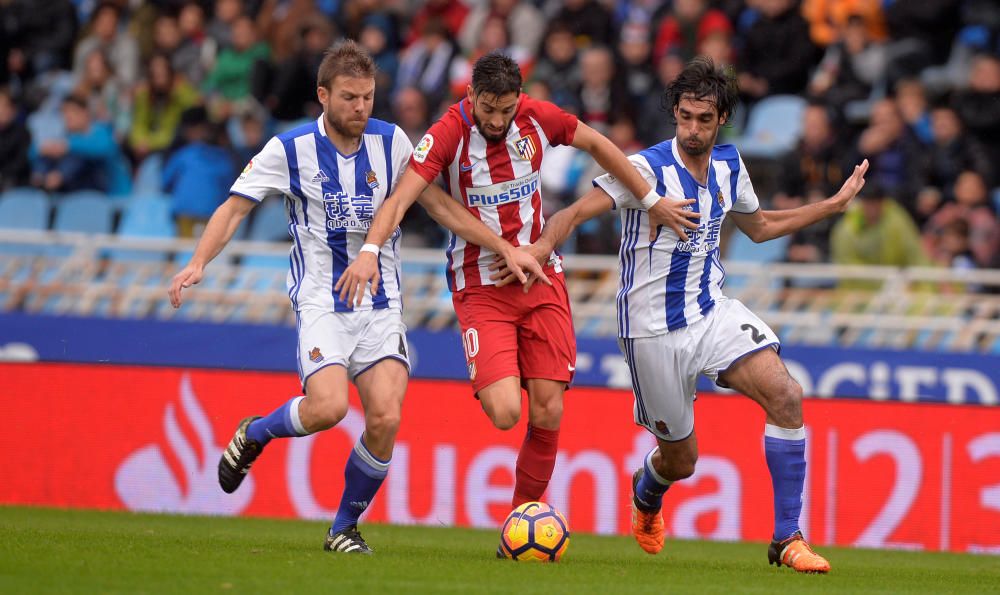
[719,112,728,126]
[317,85,328,104]
[466,85,475,104]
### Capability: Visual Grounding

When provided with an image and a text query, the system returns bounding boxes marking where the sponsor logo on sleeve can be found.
[238,160,254,181]
[414,134,434,163]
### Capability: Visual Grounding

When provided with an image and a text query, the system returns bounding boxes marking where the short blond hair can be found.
[317,39,376,90]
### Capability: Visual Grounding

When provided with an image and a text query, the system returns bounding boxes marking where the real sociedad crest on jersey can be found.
[717,190,725,208]
[514,135,536,161]
[366,170,379,189]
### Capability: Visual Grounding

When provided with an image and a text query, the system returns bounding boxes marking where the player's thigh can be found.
[349,309,411,383]
[701,299,785,402]
[517,274,576,385]
[297,309,356,404]
[453,288,521,396]
[302,363,351,427]
[619,334,698,442]
[355,357,408,423]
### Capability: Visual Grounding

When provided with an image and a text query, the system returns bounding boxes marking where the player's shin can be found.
[512,424,559,507]
[245,396,310,447]
[635,448,673,511]
[331,436,390,534]
[763,424,806,541]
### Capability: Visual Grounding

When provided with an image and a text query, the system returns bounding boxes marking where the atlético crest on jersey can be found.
[514,135,536,161]
[366,170,379,189]
[717,190,725,208]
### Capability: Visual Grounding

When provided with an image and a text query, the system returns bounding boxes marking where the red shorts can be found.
[453,272,577,394]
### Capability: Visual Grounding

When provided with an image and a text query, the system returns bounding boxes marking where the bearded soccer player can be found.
[336,53,697,533]
[168,42,542,555]
[498,57,869,573]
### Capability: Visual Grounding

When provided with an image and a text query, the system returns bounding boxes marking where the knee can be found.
[664,450,698,481]
[530,397,563,428]
[303,395,348,432]
[772,379,804,426]
[488,406,520,431]
[365,408,401,439]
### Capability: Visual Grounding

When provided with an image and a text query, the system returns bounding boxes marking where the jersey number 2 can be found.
[740,323,766,344]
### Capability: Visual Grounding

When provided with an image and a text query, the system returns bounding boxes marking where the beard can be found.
[677,131,715,157]
[325,109,367,139]
[472,112,511,143]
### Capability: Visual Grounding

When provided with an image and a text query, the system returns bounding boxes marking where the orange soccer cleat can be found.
[630,469,665,555]
[768,532,831,574]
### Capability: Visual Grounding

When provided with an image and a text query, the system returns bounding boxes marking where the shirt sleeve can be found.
[229,136,289,203]
[532,98,579,146]
[732,155,760,214]
[408,117,458,185]
[593,154,656,210]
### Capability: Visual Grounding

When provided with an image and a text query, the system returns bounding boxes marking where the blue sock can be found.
[246,396,308,447]
[331,436,390,534]
[764,424,807,542]
[635,448,672,512]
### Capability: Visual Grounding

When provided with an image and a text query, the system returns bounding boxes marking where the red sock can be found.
[512,424,560,508]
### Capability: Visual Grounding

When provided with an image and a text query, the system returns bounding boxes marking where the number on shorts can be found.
[740,323,766,344]
[462,328,479,358]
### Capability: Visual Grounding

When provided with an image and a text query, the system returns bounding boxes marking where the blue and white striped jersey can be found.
[231,115,413,312]
[594,139,760,338]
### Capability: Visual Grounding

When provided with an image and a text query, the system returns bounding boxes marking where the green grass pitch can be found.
[1,506,996,594]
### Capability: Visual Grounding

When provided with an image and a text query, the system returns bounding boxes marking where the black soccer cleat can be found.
[217,416,263,494]
[324,526,374,554]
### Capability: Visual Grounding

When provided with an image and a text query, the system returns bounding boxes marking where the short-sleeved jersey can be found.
[408,95,579,291]
[594,139,760,338]
[231,115,413,312]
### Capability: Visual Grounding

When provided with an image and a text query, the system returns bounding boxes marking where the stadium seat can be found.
[109,194,175,262]
[730,95,807,160]
[133,153,164,195]
[248,199,291,242]
[722,232,790,291]
[48,192,115,258]
[0,188,51,258]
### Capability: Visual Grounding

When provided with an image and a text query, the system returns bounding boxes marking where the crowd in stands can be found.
[0,0,997,277]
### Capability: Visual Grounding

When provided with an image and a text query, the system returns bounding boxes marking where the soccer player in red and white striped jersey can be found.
[336,52,698,518]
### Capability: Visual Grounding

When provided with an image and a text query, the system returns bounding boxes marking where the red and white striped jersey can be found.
[408,95,578,291]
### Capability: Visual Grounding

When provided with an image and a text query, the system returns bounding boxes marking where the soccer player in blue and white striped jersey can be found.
[168,41,542,555]
[501,57,868,572]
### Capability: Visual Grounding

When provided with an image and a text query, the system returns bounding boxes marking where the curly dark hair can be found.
[662,56,738,123]
[471,52,522,98]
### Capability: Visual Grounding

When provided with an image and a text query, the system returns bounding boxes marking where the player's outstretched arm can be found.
[416,181,548,287]
[730,159,869,243]
[571,122,700,241]
[335,168,428,306]
[490,187,615,288]
[168,195,255,308]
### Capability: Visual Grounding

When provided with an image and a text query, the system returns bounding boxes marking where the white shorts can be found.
[617,298,779,441]
[296,308,410,389]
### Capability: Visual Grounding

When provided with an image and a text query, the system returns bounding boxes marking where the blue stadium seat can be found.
[133,153,164,195]
[722,232,790,291]
[109,194,175,262]
[49,192,115,258]
[0,188,51,256]
[731,95,807,160]
[248,199,291,242]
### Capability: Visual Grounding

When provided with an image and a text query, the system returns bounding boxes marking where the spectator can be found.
[406,0,468,48]
[264,21,332,122]
[202,15,270,119]
[923,170,999,269]
[781,186,838,266]
[73,50,129,140]
[231,107,268,167]
[894,78,932,144]
[617,22,655,105]
[551,0,615,47]
[392,86,429,150]
[73,1,140,87]
[951,53,1000,169]
[0,88,31,190]
[575,45,628,134]
[929,219,977,273]
[396,17,457,114]
[830,183,930,288]
[801,0,887,47]
[255,0,323,62]
[739,0,817,102]
[0,0,77,87]
[30,94,131,196]
[129,53,200,162]
[926,104,994,195]
[852,99,927,215]
[529,22,581,112]
[458,0,544,58]
[162,107,236,238]
[449,15,532,99]
[636,51,683,147]
[207,0,243,50]
[360,13,400,122]
[653,0,732,64]
[883,0,961,67]
[808,14,888,110]
[781,100,847,198]
[152,11,207,86]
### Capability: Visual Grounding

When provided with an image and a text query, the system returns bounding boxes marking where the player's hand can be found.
[647,197,700,241]
[168,263,205,308]
[334,252,381,307]
[490,244,552,291]
[829,159,869,212]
